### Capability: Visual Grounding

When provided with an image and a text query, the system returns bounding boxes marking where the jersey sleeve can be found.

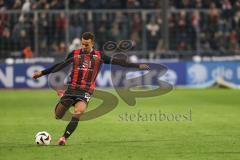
[42,52,74,75]
[102,52,139,68]
[65,51,73,60]
[101,52,111,64]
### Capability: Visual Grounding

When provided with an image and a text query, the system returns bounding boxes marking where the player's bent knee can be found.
[55,114,62,120]
[73,107,85,117]
[55,109,65,119]
[75,106,86,113]
[74,110,84,115]
[55,115,60,119]
[54,103,69,120]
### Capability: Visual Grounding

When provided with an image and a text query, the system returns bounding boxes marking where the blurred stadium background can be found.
[0,1,240,160]
[0,0,239,88]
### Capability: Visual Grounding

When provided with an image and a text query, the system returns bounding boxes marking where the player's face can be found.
[81,38,94,53]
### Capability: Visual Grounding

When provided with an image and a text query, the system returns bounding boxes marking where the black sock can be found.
[63,117,79,139]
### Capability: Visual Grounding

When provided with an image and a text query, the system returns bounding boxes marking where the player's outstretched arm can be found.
[32,52,73,80]
[103,53,150,70]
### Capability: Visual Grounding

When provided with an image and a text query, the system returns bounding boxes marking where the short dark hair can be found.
[82,32,94,41]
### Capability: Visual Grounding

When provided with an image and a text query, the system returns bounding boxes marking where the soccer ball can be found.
[35,131,51,145]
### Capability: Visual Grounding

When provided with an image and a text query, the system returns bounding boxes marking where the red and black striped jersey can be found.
[42,49,139,94]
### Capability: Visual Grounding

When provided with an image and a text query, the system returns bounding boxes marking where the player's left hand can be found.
[32,71,43,80]
[139,64,150,70]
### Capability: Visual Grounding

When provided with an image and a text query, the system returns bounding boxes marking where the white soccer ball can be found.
[35,131,51,145]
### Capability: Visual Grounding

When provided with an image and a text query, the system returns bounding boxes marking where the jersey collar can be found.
[82,48,94,54]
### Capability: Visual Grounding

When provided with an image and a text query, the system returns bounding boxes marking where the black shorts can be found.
[59,89,91,108]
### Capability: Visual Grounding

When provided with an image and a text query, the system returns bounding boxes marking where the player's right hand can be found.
[139,64,150,70]
[32,71,43,80]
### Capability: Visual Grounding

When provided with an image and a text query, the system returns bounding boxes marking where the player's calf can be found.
[62,116,79,140]
[61,101,87,141]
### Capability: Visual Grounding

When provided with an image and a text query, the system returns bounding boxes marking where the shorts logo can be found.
[84,93,91,102]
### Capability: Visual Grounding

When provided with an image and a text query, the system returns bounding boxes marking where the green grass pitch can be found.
[0,89,240,160]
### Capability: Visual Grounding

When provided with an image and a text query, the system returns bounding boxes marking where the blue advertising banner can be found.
[0,64,51,88]
[97,62,186,87]
[162,62,186,85]
[1,61,240,89]
[186,62,240,85]
[0,62,186,89]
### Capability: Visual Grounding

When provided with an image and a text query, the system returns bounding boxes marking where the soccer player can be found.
[32,32,150,145]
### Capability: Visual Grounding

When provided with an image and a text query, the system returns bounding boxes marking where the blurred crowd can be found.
[0,0,161,10]
[169,0,240,55]
[1,0,237,10]
[0,0,239,59]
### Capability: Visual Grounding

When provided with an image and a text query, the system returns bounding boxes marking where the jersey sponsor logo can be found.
[81,62,88,68]
[93,55,100,59]
[78,60,94,71]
